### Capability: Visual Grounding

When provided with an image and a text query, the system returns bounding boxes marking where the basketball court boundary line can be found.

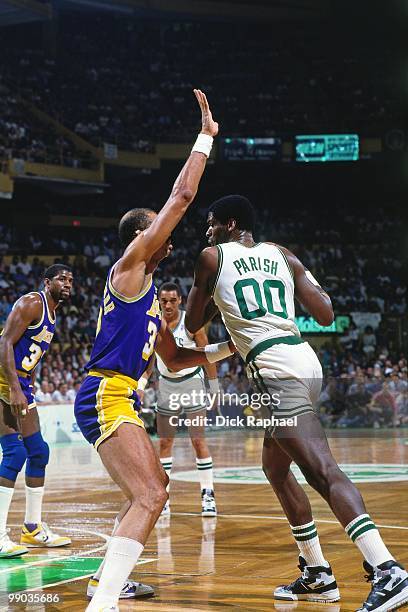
[0,527,109,575]
[170,512,408,531]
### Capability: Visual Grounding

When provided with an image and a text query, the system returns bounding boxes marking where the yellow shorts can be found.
[0,368,36,409]
[74,369,145,450]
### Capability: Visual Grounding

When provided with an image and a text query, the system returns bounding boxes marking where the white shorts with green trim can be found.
[246,341,322,418]
[156,371,208,416]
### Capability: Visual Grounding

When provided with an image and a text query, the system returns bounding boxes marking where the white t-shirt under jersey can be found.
[212,242,300,360]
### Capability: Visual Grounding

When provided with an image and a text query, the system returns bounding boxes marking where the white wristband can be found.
[208,379,220,395]
[192,133,213,158]
[138,377,147,391]
[205,341,232,364]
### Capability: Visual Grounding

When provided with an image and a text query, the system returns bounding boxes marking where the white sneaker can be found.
[160,500,170,516]
[357,560,408,612]
[87,577,154,599]
[274,556,340,602]
[0,530,28,558]
[21,522,71,547]
[201,488,217,517]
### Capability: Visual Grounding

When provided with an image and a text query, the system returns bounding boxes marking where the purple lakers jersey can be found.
[13,291,56,373]
[86,266,162,382]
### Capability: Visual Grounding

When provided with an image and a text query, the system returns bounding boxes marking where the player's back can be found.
[86,265,162,383]
[212,242,301,361]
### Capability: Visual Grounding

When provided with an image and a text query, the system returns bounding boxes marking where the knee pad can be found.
[24,432,49,478]
[0,433,27,482]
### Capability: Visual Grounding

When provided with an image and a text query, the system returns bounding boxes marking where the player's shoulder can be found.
[14,291,43,310]
[197,246,219,269]
[264,241,289,253]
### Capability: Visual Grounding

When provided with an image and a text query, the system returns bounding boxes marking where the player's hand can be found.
[136,389,145,405]
[194,89,219,137]
[10,387,29,423]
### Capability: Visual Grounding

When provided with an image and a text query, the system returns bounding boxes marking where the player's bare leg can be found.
[19,407,70,548]
[86,423,168,610]
[157,414,176,516]
[262,432,339,602]
[188,409,216,516]
[0,399,28,556]
[263,435,314,528]
[0,401,69,553]
[265,413,408,608]
[88,496,154,600]
[272,413,369,526]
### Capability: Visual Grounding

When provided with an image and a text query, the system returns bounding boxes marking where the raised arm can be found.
[116,90,218,276]
[0,294,43,420]
[280,246,334,326]
[185,247,219,333]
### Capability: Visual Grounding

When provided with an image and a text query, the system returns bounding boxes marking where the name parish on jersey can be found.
[233,256,279,276]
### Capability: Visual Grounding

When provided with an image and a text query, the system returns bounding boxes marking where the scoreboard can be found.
[295,134,359,162]
[221,137,282,161]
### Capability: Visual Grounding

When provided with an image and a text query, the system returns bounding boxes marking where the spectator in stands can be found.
[36,381,53,405]
[51,383,71,404]
[369,382,397,427]
[361,326,377,356]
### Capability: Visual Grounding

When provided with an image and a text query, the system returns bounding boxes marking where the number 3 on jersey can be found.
[142,320,158,361]
[234,278,288,321]
[21,343,43,371]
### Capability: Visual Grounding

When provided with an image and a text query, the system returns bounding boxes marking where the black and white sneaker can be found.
[357,559,408,612]
[201,488,217,517]
[274,556,340,603]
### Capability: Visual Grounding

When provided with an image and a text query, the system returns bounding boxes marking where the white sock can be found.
[25,486,44,525]
[160,456,172,494]
[0,486,14,535]
[345,514,394,567]
[196,457,214,491]
[93,516,120,581]
[86,536,143,609]
[291,520,329,567]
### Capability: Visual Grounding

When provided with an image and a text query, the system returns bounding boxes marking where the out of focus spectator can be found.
[51,383,71,404]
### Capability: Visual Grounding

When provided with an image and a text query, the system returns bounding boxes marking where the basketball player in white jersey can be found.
[141,282,219,517]
[185,195,408,612]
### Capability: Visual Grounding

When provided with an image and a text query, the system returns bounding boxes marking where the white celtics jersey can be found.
[156,310,199,378]
[212,242,300,360]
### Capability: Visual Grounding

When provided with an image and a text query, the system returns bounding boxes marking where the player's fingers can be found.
[196,89,206,110]
[194,89,204,108]
[201,91,210,112]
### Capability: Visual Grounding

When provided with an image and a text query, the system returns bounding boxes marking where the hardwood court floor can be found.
[3,431,408,611]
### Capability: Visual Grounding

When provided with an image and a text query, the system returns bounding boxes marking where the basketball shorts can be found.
[156,369,207,417]
[0,368,36,410]
[246,341,322,419]
[74,369,145,450]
